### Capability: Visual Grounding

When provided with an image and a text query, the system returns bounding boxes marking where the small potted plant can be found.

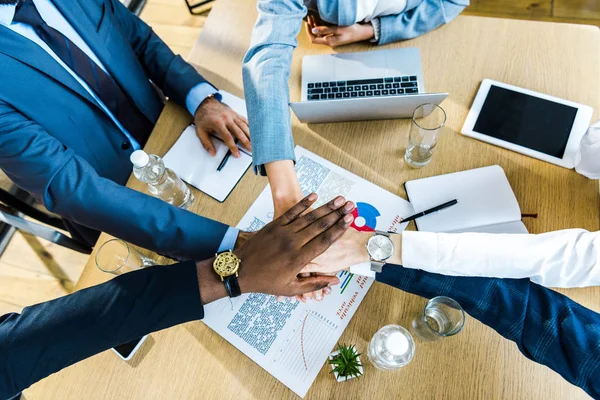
[328,343,364,382]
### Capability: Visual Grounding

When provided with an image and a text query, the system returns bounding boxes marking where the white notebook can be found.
[163,91,252,202]
[404,165,528,234]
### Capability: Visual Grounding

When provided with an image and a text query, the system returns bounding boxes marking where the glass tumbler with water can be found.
[404,103,446,168]
[95,239,157,275]
[368,324,415,370]
[411,296,465,341]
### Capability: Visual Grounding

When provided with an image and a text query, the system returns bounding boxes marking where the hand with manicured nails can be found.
[235,193,355,297]
[193,96,251,158]
[305,15,374,48]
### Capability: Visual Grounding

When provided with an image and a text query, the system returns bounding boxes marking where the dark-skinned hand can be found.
[234,193,354,297]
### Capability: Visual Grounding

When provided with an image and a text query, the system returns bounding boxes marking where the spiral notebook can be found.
[404,165,528,234]
[163,91,252,202]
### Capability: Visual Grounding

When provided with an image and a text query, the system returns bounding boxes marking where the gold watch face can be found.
[213,250,240,278]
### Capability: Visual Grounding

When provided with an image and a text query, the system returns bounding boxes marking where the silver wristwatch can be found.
[366,230,395,273]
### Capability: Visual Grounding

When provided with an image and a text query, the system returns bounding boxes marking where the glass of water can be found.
[95,239,156,275]
[404,103,446,168]
[411,296,465,341]
[368,324,415,370]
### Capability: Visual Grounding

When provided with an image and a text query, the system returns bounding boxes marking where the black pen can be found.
[216,139,239,172]
[401,199,458,223]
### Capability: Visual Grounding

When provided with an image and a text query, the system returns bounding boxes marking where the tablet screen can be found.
[473,85,578,158]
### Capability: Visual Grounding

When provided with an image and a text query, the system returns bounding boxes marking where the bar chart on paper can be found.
[202,147,414,397]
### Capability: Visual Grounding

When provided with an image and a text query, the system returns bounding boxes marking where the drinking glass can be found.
[404,103,446,168]
[411,296,465,341]
[95,239,156,275]
[368,324,415,370]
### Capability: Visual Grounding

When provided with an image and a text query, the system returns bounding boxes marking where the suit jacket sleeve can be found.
[376,267,600,399]
[0,261,204,399]
[0,101,228,260]
[106,0,208,107]
[377,0,469,45]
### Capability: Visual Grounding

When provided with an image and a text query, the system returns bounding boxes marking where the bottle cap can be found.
[385,331,409,356]
[130,150,150,168]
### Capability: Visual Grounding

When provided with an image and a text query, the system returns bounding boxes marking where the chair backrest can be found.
[0,209,91,254]
[0,188,91,254]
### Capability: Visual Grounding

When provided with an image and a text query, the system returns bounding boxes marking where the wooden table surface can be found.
[26,1,600,399]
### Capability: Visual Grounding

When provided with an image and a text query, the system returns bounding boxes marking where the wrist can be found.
[360,22,375,41]
[360,231,402,265]
[355,232,371,264]
[234,231,253,251]
[196,258,228,305]
[194,93,220,117]
[265,160,303,216]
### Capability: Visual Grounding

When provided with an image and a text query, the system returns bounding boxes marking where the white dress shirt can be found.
[355,0,407,23]
[401,229,600,288]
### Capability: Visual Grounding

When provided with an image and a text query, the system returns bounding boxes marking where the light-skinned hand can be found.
[194,96,251,158]
[305,15,374,48]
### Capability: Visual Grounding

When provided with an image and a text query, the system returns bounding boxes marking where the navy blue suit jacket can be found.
[0,0,228,259]
[1,264,598,398]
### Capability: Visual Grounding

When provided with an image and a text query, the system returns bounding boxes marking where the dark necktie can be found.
[13,0,153,146]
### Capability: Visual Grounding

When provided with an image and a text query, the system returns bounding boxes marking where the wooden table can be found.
[26,2,600,399]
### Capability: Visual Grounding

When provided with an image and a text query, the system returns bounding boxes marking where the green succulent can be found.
[328,344,363,380]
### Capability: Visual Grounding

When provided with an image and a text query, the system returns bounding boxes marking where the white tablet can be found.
[461,79,593,168]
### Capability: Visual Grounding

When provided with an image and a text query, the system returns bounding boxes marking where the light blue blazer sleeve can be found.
[378,0,469,45]
[242,0,307,175]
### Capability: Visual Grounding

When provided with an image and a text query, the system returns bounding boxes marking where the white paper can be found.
[404,165,526,234]
[203,146,413,398]
[162,91,251,202]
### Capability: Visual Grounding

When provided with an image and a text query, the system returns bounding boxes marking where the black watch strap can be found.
[223,275,241,298]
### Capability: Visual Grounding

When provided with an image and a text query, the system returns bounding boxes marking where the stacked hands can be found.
[190,98,372,303]
[227,194,372,303]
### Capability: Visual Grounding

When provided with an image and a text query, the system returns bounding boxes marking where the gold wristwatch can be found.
[213,250,242,297]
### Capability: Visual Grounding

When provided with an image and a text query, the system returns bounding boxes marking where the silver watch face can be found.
[367,234,394,261]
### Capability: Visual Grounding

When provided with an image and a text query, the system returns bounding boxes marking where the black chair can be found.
[0,188,92,255]
[184,0,213,15]
[123,0,147,15]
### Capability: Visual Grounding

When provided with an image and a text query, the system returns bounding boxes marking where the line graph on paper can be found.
[272,310,339,381]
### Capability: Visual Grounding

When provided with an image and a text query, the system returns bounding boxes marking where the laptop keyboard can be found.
[306,76,419,101]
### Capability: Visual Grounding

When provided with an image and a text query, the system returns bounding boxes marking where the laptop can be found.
[290,48,448,123]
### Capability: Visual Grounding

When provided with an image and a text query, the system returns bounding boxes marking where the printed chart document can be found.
[163,91,251,202]
[203,146,413,397]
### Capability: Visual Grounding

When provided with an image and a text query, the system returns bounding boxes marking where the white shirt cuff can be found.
[185,82,219,116]
[349,262,376,278]
[217,227,239,253]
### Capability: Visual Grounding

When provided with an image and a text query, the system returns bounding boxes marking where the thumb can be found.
[195,127,216,156]
[312,25,335,36]
[294,275,340,296]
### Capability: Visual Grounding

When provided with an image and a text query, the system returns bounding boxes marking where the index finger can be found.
[277,193,318,225]
[216,122,240,158]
